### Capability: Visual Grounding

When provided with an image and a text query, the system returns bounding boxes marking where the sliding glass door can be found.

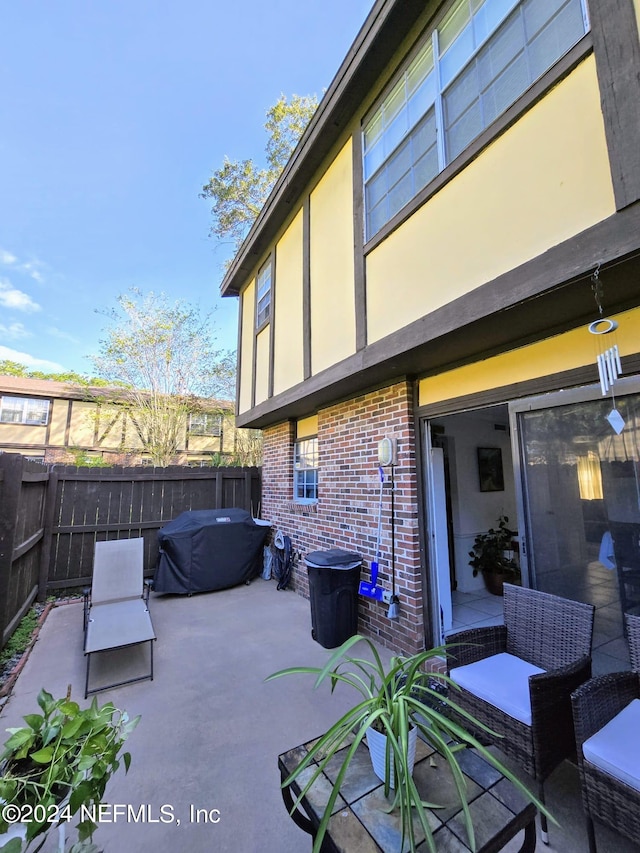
[512,381,640,673]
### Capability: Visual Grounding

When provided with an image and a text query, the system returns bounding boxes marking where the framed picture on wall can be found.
[477,447,504,492]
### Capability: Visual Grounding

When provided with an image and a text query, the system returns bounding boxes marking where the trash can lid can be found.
[306,548,362,568]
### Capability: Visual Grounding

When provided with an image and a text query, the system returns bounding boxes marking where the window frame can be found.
[0,395,51,426]
[188,412,223,437]
[255,258,272,331]
[293,435,319,504]
[362,0,591,244]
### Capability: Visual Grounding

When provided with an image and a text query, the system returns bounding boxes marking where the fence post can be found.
[38,467,59,602]
[215,469,223,509]
[244,469,253,514]
[0,454,24,646]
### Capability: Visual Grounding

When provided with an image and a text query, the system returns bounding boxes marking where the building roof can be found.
[219,0,426,297]
[0,375,234,412]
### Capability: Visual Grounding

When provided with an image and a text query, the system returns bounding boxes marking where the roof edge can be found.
[220,0,426,297]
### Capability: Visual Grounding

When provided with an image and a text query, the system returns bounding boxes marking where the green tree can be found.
[200,94,318,254]
[0,359,29,376]
[0,360,110,385]
[90,289,235,467]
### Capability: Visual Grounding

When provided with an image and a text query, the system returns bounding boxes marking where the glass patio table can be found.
[278,733,537,852]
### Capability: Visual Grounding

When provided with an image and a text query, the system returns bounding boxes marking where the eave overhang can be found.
[236,204,640,429]
[219,0,429,298]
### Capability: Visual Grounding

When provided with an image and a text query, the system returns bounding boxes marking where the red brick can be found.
[262,381,424,655]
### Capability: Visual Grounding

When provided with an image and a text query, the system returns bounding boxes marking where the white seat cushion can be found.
[582,698,640,792]
[449,652,545,726]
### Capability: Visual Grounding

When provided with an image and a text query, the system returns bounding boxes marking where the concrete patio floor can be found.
[1,580,637,852]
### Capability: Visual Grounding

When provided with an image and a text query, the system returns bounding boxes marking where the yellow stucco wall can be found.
[366,57,616,344]
[254,327,270,405]
[48,399,69,445]
[88,403,139,450]
[124,414,145,450]
[0,424,47,445]
[296,415,318,438]
[419,307,640,407]
[67,400,96,447]
[635,0,640,38]
[187,435,212,452]
[238,282,256,414]
[222,414,236,454]
[309,140,356,375]
[273,209,305,396]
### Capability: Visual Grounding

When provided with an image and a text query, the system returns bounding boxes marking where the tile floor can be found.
[536,558,632,675]
[447,587,505,633]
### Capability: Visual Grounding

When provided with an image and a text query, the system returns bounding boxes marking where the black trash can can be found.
[306,548,362,649]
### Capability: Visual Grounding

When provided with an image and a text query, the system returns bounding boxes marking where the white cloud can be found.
[47,326,80,344]
[0,279,41,312]
[0,321,30,340]
[21,261,45,283]
[0,249,46,283]
[0,345,64,372]
[0,249,17,265]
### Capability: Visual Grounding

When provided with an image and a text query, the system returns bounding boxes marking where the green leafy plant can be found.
[266,635,552,853]
[468,514,520,578]
[66,449,111,468]
[0,610,39,674]
[0,688,139,850]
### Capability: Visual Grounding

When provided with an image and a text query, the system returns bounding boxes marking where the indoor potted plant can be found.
[468,514,520,595]
[267,634,550,853]
[0,687,139,852]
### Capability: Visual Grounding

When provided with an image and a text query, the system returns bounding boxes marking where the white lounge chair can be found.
[83,537,156,697]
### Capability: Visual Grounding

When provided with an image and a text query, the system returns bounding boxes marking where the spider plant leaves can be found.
[268,634,555,853]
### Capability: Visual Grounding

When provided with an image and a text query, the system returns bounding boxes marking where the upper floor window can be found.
[189,412,223,437]
[363,0,589,239]
[294,436,318,503]
[0,396,50,425]
[256,260,272,329]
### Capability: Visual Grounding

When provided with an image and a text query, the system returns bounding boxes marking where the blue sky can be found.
[0,0,372,375]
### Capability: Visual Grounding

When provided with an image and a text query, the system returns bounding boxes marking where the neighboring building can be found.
[0,375,249,465]
[221,0,640,668]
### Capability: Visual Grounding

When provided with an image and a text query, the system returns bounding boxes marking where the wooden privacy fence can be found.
[0,454,262,647]
[0,454,49,647]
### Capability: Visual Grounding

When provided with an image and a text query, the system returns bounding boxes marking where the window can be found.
[363,0,589,238]
[256,260,272,329]
[294,437,318,503]
[189,412,223,437]
[0,396,50,425]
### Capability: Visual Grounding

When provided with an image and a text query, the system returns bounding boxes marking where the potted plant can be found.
[0,687,139,852]
[267,635,550,853]
[468,514,520,595]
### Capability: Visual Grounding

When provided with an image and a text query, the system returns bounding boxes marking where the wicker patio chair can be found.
[571,613,640,853]
[446,583,595,844]
[609,522,640,618]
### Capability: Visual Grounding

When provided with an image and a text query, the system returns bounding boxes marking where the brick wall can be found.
[262,381,426,655]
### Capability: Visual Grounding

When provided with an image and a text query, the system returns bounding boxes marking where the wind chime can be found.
[589,264,625,435]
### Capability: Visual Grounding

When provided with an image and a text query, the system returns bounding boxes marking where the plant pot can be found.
[482,570,509,596]
[366,725,418,788]
[481,570,521,596]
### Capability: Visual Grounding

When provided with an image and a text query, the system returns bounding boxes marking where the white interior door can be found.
[428,445,452,643]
